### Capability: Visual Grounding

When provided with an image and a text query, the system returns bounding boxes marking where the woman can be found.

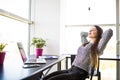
[43,25,103,80]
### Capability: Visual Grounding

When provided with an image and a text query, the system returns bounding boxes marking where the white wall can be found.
[31,0,60,55]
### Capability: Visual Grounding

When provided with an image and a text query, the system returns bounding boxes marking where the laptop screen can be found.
[17,42,27,62]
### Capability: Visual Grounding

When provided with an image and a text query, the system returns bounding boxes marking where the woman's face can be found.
[88,26,98,39]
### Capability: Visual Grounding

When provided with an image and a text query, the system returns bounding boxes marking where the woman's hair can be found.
[82,25,103,69]
[90,25,103,69]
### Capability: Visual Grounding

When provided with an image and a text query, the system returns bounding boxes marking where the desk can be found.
[99,56,120,61]
[0,56,67,80]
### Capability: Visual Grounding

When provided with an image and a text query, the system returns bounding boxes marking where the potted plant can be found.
[31,37,46,58]
[0,43,7,64]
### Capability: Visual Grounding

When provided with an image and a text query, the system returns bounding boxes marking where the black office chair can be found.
[70,54,101,80]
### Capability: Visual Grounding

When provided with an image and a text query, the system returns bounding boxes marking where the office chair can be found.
[70,29,113,80]
[71,54,101,80]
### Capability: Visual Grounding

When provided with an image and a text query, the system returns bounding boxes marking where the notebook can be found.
[17,42,46,64]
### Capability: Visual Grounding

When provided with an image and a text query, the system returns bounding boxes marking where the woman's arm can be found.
[80,32,88,44]
[98,29,113,55]
[80,29,113,56]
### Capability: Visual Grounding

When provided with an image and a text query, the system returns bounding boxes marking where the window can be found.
[65,0,116,25]
[0,0,30,59]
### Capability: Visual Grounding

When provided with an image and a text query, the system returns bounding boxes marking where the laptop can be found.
[17,42,46,64]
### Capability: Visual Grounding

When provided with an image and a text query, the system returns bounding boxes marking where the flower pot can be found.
[0,52,6,65]
[36,48,43,58]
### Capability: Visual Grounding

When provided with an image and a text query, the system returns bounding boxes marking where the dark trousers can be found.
[42,66,88,80]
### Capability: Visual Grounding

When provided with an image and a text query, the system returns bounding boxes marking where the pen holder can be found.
[36,48,43,58]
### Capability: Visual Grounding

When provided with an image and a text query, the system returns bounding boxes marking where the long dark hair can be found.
[90,25,103,69]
